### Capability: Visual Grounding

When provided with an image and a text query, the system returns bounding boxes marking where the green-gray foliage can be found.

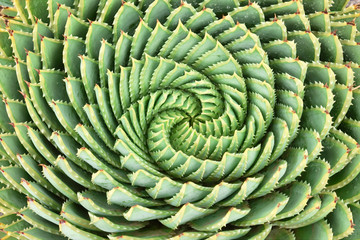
[0,0,359,239]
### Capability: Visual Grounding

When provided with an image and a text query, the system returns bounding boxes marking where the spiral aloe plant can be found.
[0,0,360,239]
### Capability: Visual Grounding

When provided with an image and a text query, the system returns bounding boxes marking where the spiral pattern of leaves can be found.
[0,0,360,239]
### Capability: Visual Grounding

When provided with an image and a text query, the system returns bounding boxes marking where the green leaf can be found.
[267,228,295,240]
[40,37,64,70]
[21,179,63,211]
[263,39,296,59]
[21,227,67,240]
[263,1,304,20]
[108,186,164,207]
[123,205,177,221]
[77,0,100,21]
[51,131,93,173]
[114,32,133,70]
[0,29,12,57]
[201,15,235,38]
[273,145,306,186]
[0,66,21,101]
[207,228,251,240]
[160,21,189,57]
[94,85,118,133]
[27,197,60,225]
[0,188,27,210]
[53,5,71,39]
[90,213,147,233]
[185,7,216,33]
[271,57,308,82]
[18,207,59,234]
[248,159,287,199]
[201,0,239,16]
[83,104,115,148]
[321,136,350,176]
[144,0,171,28]
[98,0,124,25]
[18,154,59,195]
[42,165,84,202]
[29,83,64,131]
[332,0,350,11]
[294,220,333,240]
[194,182,242,208]
[336,170,360,204]
[331,22,356,41]
[3,219,31,233]
[346,203,360,239]
[308,12,331,32]
[189,205,250,232]
[86,21,112,60]
[327,154,360,191]
[80,55,100,104]
[278,12,310,31]
[4,99,31,123]
[0,134,27,165]
[25,0,49,24]
[144,21,171,57]
[252,19,287,43]
[27,126,59,165]
[61,200,99,231]
[63,36,86,78]
[233,192,288,226]
[159,203,216,229]
[32,20,53,53]
[165,182,211,207]
[75,124,119,167]
[39,69,68,102]
[166,2,195,31]
[301,159,330,195]
[304,83,334,111]
[64,77,90,125]
[77,147,129,183]
[317,32,343,63]
[331,84,353,127]
[273,195,321,228]
[130,20,152,61]
[301,107,332,139]
[237,223,272,240]
[291,129,322,161]
[78,190,124,216]
[327,200,354,239]
[64,13,89,39]
[230,2,264,28]
[287,192,337,228]
[287,31,320,62]
[342,40,360,65]
[98,40,115,87]
[50,100,84,144]
[274,181,311,221]
[59,219,105,240]
[113,1,142,42]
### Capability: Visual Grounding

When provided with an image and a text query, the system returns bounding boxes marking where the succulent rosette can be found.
[0,0,359,239]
